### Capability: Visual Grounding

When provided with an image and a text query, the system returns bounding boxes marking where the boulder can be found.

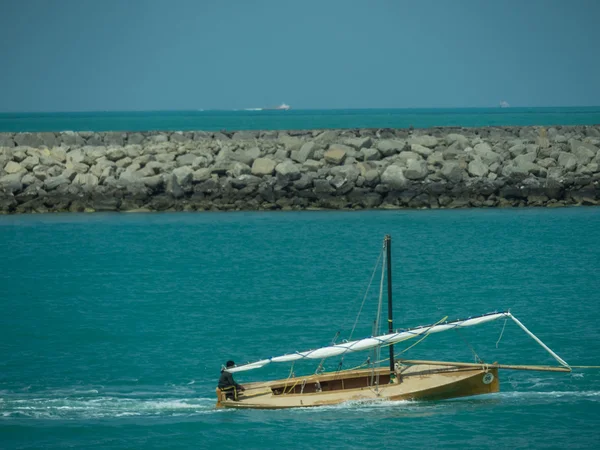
[324,147,347,165]
[314,130,339,144]
[275,160,301,181]
[43,176,70,191]
[397,151,422,164]
[14,133,44,147]
[279,135,303,151]
[514,152,537,165]
[172,166,194,188]
[293,173,314,190]
[345,136,372,149]
[176,153,197,167]
[409,135,438,148]
[140,175,165,191]
[233,147,261,166]
[570,140,597,165]
[440,161,464,183]
[468,158,489,177]
[229,162,251,178]
[381,165,408,189]
[377,140,406,157]
[446,134,470,149]
[60,131,85,146]
[106,148,126,162]
[72,173,99,188]
[360,148,381,161]
[410,144,433,157]
[291,142,316,163]
[0,135,15,147]
[557,152,578,171]
[330,165,360,184]
[404,159,428,180]
[0,173,23,193]
[303,159,324,172]
[251,158,277,176]
[21,155,40,170]
[4,161,24,174]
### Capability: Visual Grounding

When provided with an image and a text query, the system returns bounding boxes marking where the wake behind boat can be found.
[216,236,570,409]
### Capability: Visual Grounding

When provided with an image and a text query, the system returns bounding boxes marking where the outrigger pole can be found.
[385,235,395,378]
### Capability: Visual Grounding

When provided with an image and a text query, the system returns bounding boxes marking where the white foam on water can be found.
[0,396,220,420]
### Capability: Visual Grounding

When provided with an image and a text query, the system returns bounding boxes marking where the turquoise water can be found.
[1,209,599,449]
[1,107,600,132]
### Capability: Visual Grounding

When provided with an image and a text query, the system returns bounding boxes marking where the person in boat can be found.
[218,360,245,400]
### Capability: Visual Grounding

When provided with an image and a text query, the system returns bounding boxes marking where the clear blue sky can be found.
[1,0,599,111]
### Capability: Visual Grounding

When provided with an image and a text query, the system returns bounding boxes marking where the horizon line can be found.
[2,105,600,115]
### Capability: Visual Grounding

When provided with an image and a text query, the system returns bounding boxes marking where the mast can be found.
[385,235,395,376]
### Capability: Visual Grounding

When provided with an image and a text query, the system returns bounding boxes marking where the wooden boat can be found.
[216,235,571,409]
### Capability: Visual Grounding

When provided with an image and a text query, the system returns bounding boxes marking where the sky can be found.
[0,0,599,112]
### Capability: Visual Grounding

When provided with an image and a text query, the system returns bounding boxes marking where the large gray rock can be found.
[345,136,372,149]
[20,155,39,171]
[106,148,127,162]
[409,135,438,148]
[397,151,422,164]
[473,145,502,165]
[251,158,276,176]
[0,173,23,193]
[232,147,261,166]
[73,173,99,188]
[330,165,360,184]
[275,160,301,181]
[468,158,489,177]
[291,142,316,163]
[279,135,303,151]
[440,161,464,183]
[303,159,324,172]
[404,159,428,180]
[377,140,406,157]
[410,144,433,157]
[229,162,251,178]
[381,165,408,189]
[60,131,85,146]
[446,134,470,149]
[514,152,537,165]
[0,134,15,147]
[359,148,380,161]
[14,133,44,147]
[570,140,597,165]
[4,161,25,174]
[176,153,197,167]
[172,166,194,188]
[44,176,70,191]
[558,152,578,171]
[314,130,339,144]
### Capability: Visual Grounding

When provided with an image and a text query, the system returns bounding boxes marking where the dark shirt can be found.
[218,370,241,389]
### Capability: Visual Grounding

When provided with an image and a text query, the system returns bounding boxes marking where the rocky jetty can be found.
[1,126,599,214]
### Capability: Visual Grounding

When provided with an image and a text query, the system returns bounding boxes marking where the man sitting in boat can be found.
[218,360,245,400]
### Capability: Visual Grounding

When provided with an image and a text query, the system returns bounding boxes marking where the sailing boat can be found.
[216,235,570,409]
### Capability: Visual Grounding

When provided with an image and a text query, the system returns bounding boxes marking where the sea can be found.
[1,208,599,449]
[1,106,600,133]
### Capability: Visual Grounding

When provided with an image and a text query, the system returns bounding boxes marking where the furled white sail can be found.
[228,312,519,373]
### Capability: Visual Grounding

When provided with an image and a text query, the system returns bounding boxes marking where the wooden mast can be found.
[385,235,395,377]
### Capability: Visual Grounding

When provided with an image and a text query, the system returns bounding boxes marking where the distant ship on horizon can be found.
[499,100,510,108]
[245,103,291,111]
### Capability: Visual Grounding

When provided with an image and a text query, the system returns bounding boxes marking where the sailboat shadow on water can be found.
[216,235,571,409]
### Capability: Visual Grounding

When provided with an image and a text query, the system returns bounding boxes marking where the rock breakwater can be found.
[1,126,599,214]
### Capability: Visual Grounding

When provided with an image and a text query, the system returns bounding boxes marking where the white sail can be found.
[228,312,513,373]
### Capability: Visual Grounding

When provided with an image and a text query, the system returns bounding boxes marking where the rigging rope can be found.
[336,246,384,372]
[496,317,508,348]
